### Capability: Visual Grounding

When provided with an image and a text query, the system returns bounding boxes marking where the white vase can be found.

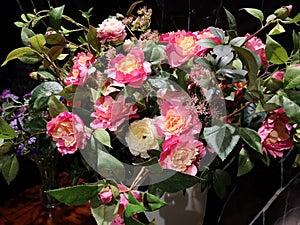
[146,183,207,225]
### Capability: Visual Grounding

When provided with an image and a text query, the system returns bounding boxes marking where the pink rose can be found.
[159,30,200,68]
[65,63,89,86]
[97,17,127,44]
[107,48,152,88]
[98,188,113,205]
[154,89,202,138]
[46,111,89,155]
[245,33,268,67]
[65,52,96,86]
[90,95,139,132]
[272,71,284,81]
[74,52,96,67]
[110,184,142,225]
[158,135,206,175]
[160,28,222,68]
[258,108,293,158]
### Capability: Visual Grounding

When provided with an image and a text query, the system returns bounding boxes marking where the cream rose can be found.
[125,118,160,158]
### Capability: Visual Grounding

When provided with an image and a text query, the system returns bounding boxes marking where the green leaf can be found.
[237,148,254,176]
[268,23,286,35]
[46,183,101,205]
[204,124,240,161]
[153,170,200,193]
[30,81,63,103]
[49,5,65,30]
[59,84,88,101]
[194,57,213,71]
[1,47,38,66]
[209,27,225,40]
[143,192,166,211]
[220,68,247,80]
[0,117,17,140]
[87,25,101,53]
[33,95,51,110]
[48,95,68,118]
[283,12,300,24]
[90,200,119,225]
[224,7,237,32]
[97,148,125,182]
[213,169,231,199]
[237,127,262,154]
[27,117,47,134]
[30,82,63,110]
[36,71,56,81]
[292,30,300,55]
[265,14,277,23]
[14,21,25,27]
[241,8,264,22]
[283,65,300,89]
[281,95,300,123]
[125,192,147,218]
[21,27,35,46]
[229,37,246,47]
[292,154,300,168]
[18,51,43,64]
[265,35,289,65]
[214,45,232,58]
[2,156,19,185]
[93,129,112,148]
[233,46,259,92]
[197,39,217,48]
[29,34,46,53]
[143,42,167,65]
[46,33,66,46]
[44,46,64,69]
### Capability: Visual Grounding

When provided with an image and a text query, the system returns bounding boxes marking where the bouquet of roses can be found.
[1,2,300,224]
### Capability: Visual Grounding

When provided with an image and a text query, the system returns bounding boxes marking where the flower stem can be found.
[243,19,276,45]
[220,100,256,121]
[129,167,149,191]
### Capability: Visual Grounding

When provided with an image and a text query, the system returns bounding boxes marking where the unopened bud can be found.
[274,5,292,20]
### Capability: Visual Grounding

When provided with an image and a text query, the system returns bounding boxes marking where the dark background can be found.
[1,1,300,224]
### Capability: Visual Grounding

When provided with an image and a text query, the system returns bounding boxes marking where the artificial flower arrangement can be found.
[1,2,300,224]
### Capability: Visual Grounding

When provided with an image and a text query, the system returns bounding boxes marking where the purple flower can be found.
[17,144,26,155]
[9,119,19,131]
[27,137,36,145]
[23,92,32,99]
[1,89,19,100]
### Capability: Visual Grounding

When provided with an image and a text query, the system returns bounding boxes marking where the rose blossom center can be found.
[130,121,153,142]
[175,36,196,53]
[164,109,184,134]
[171,148,198,171]
[52,122,77,146]
[115,54,141,74]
